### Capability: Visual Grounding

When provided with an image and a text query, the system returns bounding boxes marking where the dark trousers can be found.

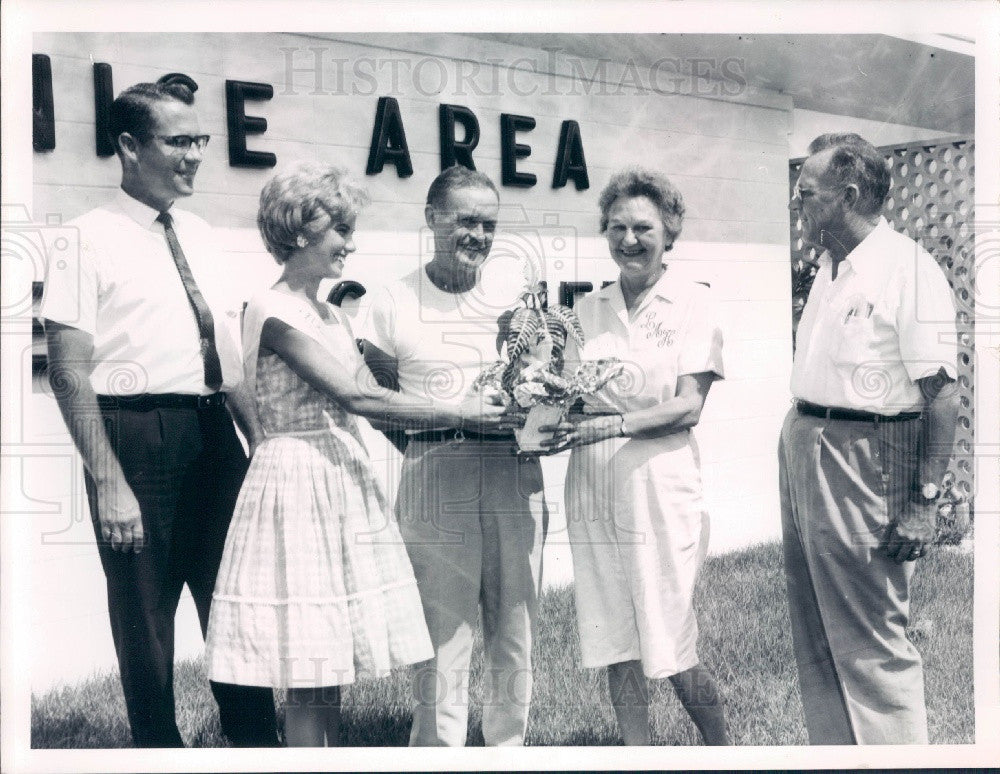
[84,402,278,747]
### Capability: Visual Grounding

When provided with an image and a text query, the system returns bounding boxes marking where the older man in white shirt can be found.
[781,133,959,744]
[41,78,277,747]
[362,166,546,747]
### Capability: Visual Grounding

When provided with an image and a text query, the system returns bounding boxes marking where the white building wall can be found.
[790,107,953,158]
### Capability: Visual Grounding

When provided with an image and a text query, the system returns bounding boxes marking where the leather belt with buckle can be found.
[796,400,921,423]
[95,392,228,412]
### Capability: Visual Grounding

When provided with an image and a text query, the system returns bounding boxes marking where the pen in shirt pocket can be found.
[843,301,874,324]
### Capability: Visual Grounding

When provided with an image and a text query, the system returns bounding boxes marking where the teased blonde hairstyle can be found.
[257,162,370,263]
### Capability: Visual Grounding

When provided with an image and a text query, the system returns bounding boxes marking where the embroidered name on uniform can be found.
[639,311,676,347]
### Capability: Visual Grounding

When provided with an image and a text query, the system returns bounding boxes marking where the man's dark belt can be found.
[407,428,514,443]
[796,400,920,423]
[96,392,227,411]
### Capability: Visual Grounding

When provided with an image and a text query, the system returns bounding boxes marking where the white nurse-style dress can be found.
[564,270,724,679]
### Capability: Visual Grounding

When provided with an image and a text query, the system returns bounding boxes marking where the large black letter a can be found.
[366,97,413,178]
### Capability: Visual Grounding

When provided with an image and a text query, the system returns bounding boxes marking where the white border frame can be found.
[3,1,998,771]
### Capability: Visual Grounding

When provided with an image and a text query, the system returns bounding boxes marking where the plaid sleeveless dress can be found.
[205,290,431,687]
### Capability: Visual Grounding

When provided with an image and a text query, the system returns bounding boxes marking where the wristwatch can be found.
[915,482,940,503]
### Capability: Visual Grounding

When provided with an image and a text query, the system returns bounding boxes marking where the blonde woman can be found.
[205,164,503,746]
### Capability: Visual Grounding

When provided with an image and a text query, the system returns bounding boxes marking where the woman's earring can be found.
[295,235,308,249]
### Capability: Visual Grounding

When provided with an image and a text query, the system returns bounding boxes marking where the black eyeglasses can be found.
[155,134,211,153]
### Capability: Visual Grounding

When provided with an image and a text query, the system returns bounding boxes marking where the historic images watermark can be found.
[278,46,748,99]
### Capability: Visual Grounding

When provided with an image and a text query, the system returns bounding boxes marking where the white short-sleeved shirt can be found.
[569,271,725,413]
[40,189,244,395]
[791,218,957,414]
[361,267,523,412]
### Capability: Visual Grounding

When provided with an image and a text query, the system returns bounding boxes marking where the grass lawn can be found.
[30,541,973,748]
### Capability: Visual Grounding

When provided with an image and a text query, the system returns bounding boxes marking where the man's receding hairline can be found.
[144,96,198,132]
[804,149,837,185]
[435,183,500,211]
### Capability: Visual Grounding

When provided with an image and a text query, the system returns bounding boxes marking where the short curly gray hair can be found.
[257,162,370,263]
[598,167,685,246]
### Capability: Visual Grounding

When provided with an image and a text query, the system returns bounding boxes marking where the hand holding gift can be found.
[472,284,624,452]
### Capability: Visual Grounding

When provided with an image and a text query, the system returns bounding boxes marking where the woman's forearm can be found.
[621,395,703,439]
[342,390,462,429]
[621,372,717,439]
[263,318,467,429]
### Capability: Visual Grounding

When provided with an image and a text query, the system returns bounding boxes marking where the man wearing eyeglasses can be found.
[41,77,278,747]
[781,133,959,744]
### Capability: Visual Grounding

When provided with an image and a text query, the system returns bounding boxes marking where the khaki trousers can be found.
[779,408,928,745]
[397,438,547,746]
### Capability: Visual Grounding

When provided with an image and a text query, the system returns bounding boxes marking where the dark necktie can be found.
[156,211,224,391]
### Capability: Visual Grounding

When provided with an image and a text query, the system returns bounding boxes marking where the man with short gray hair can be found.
[362,165,547,746]
[781,132,959,744]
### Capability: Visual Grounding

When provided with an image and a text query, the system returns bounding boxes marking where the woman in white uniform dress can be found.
[544,168,730,745]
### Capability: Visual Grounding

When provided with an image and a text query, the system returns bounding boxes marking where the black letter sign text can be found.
[500,113,537,187]
[439,104,480,171]
[366,96,413,178]
[225,80,277,168]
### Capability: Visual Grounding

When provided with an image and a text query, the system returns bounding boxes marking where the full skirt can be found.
[205,428,432,688]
